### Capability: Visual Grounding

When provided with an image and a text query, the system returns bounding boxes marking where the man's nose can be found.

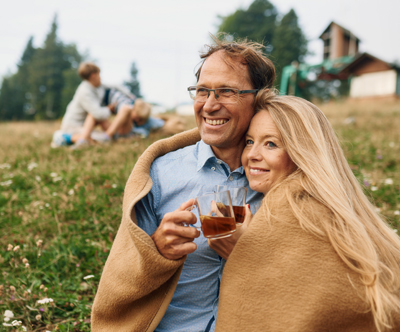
[203,90,220,112]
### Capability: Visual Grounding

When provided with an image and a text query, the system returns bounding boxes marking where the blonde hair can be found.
[132,99,151,122]
[255,89,400,331]
[78,62,100,80]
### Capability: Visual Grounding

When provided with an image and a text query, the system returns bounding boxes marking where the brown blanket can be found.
[216,178,400,331]
[91,128,201,332]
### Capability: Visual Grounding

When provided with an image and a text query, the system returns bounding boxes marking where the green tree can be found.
[217,0,307,88]
[271,9,307,85]
[124,62,142,98]
[0,14,83,120]
[218,0,277,48]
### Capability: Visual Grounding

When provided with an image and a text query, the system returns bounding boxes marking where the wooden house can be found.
[340,53,400,99]
[319,21,360,60]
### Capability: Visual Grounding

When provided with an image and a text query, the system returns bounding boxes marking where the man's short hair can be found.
[78,62,100,80]
[196,34,276,90]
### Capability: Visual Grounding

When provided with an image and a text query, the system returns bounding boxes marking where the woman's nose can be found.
[247,145,261,160]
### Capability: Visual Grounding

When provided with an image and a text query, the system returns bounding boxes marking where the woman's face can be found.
[241,111,297,195]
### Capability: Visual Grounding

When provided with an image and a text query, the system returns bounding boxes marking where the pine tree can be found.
[272,9,307,86]
[0,14,84,120]
[124,62,142,98]
[216,0,308,89]
[218,0,277,48]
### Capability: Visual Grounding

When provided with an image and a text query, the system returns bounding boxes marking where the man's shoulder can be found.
[153,142,198,165]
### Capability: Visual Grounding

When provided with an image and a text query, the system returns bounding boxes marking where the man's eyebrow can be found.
[196,82,239,88]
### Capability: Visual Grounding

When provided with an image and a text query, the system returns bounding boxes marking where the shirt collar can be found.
[196,140,245,174]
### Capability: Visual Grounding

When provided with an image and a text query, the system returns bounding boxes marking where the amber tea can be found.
[232,205,246,224]
[200,215,236,238]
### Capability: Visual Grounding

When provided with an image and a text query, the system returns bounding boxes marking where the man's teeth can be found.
[206,119,227,125]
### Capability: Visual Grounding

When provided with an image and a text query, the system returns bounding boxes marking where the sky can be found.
[1,0,399,108]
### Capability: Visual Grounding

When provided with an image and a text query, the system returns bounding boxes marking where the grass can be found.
[0,100,399,331]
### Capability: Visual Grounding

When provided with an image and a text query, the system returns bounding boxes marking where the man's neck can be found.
[211,143,244,172]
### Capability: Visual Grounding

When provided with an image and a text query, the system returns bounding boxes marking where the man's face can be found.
[194,51,255,151]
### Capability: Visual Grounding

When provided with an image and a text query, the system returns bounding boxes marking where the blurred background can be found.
[0,0,399,120]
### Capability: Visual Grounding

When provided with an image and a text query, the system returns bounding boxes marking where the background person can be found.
[91,35,275,331]
[216,90,400,332]
[51,62,133,148]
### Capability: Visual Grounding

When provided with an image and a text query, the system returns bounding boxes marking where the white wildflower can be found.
[371,186,378,191]
[394,210,400,216]
[112,184,117,188]
[22,326,27,331]
[52,192,58,197]
[0,180,12,187]
[35,176,41,182]
[375,207,381,213]
[83,275,94,280]
[384,178,393,185]
[13,245,20,252]
[50,172,58,177]
[45,203,50,207]
[53,176,62,182]
[11,320,22,326]
[0,163,11,169]
[68,189,74,195]
[389,142,395,147]
[3,310,14,321]
[3,323,12,326]
[394,229,398,233]
[27,162,38,171]
[37,298,54,304]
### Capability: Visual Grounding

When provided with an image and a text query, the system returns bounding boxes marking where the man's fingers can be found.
[179,199,196,212]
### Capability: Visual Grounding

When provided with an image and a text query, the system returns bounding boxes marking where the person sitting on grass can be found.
[51,62,133,148]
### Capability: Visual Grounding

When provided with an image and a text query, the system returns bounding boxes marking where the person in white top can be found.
[51,62,134,148]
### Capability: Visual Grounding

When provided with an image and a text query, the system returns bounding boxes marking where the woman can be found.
[216,90,400,332]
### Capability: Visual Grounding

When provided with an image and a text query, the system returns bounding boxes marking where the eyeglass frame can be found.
[187,86,259,103]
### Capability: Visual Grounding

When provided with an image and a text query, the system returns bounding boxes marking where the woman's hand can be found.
[207,204,253,260]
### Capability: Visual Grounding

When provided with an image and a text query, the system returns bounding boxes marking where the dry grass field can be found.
[0,100,399,331]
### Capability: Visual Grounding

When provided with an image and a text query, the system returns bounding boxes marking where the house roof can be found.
[319,21,361,41]
[339,52,398,75]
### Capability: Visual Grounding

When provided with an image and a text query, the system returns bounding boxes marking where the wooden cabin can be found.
[319,21,360,60]
[340,53,400,99]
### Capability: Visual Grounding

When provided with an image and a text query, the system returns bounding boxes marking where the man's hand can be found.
[208,204,253,260]
[151,199,200,260]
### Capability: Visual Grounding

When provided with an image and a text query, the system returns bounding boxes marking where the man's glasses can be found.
[187,86,259,104]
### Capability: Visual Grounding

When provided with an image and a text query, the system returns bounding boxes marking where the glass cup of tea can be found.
[215,185,247,225]
[187,190,237,239]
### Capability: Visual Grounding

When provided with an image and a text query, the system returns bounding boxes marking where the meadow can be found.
[1,100,399,331]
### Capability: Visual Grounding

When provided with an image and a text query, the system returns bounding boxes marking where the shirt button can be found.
[217,160,222,164]
[229,176,233,181]
[211,167,216,171]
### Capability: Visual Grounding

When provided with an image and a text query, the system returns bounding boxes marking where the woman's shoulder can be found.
[264,176,332,227]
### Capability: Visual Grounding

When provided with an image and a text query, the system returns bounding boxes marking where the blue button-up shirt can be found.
[135,140,263,332]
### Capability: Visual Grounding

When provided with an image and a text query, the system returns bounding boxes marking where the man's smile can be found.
[205,118,228,126]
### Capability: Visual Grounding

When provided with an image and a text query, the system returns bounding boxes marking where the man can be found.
[91,36,275,331]
[51,62,133,148]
